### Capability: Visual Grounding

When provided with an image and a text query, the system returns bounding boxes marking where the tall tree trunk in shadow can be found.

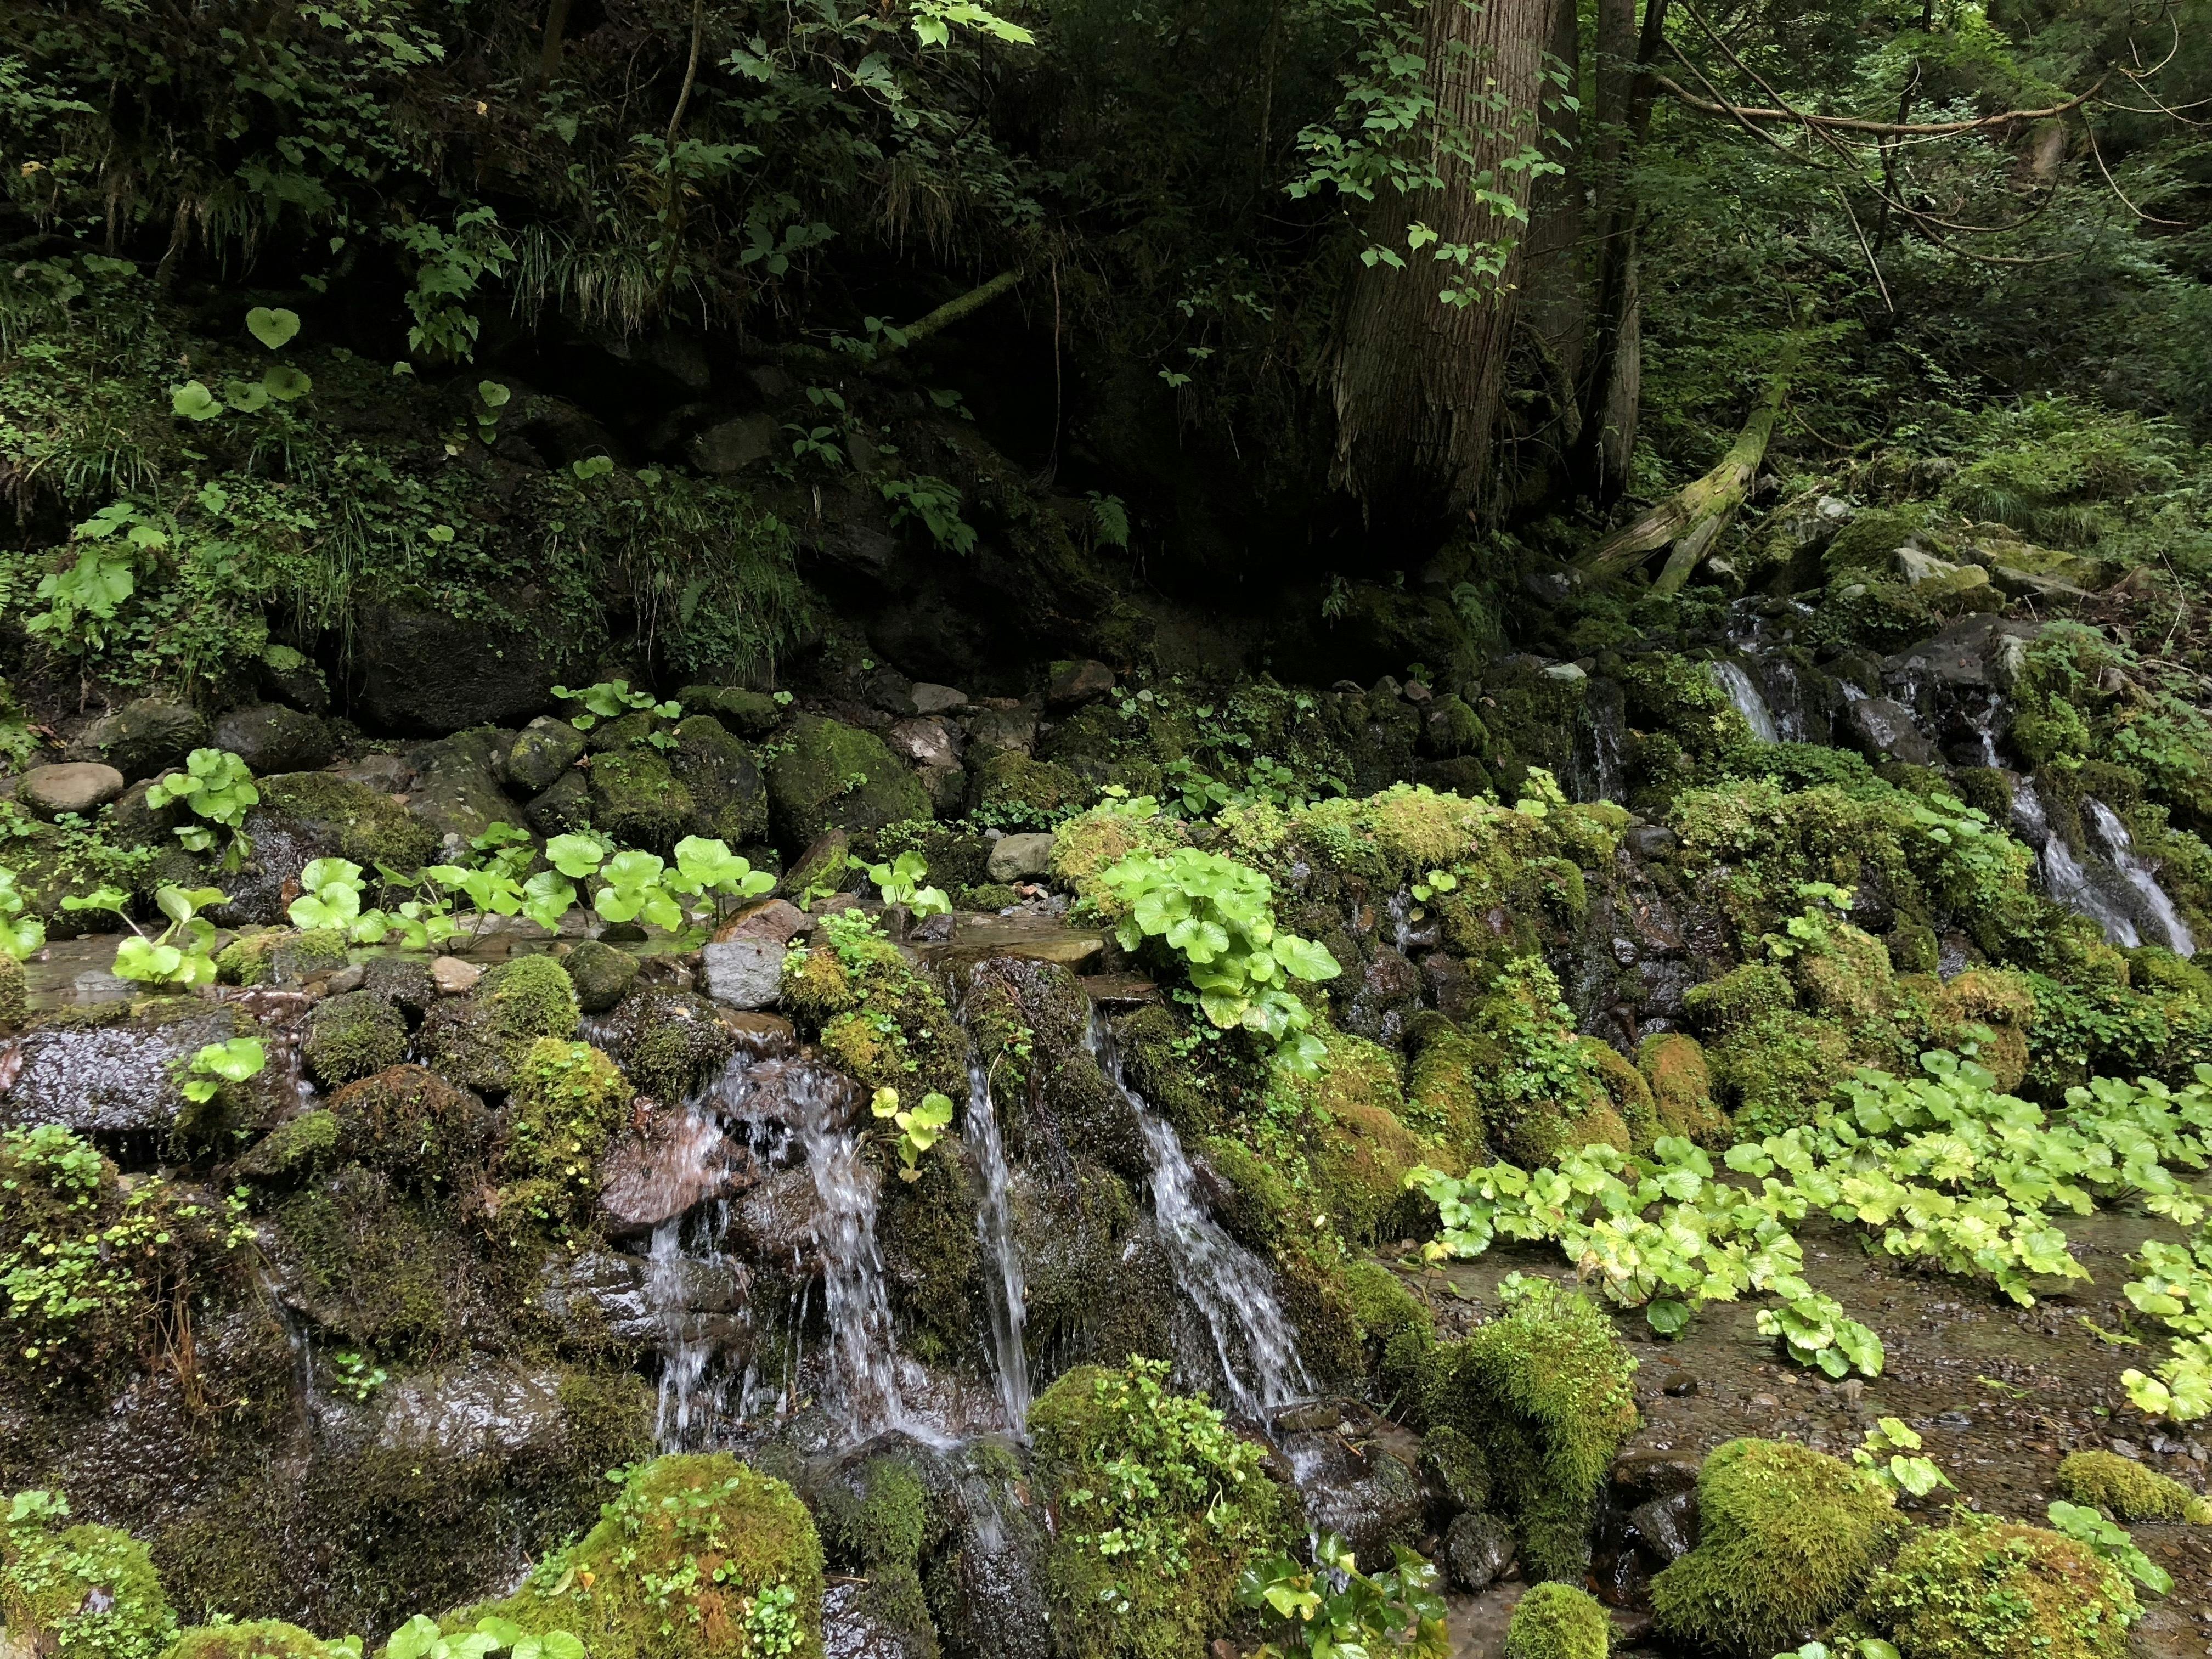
[1516,0,1589,462]
[1330,0,1553,522]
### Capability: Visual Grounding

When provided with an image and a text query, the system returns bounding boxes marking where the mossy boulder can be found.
[495,1040,631,1224]
[0,1506,175,1659]
[972,750,1092,831]
[678,687,786,740]
[2057,1449,2212,1523]
[589,746,698,854]
[324,1064,491,1187]
[807,1454,942,1658]
[1649,1438,1897,1656]
[1430,1280,1638,1583]
[594,990,735,1103]
[1405,1015,1485,1165]
[0,952,27,1034]
[1684,963,1796,1035]
[669,714,770,845]
[1860,1512,2136,1659]
[267,1166,483,1357]
[1934,967,2035,1092]
[301,990,409,1090]
[250,770,439,877]
[561,939,641,1013]
[448,1454,823,1659]
[781,927,962,1101]
[766,715,931,848]
[1028,1359,1289,1659]
[1294,1034,1423,1242]
[505,717,586,794]
[166,1622,345,1659]
[1638,1033,1724,1144]
[216,928,349,987]
[418,955,581,1096]
[1709,1010,1852,1137]
[1504,1582,1609,1659]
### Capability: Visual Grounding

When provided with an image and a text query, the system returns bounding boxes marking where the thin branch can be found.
[1650,72,2107,135]
[2083,116,2188,225]
[1836,188,1893,310]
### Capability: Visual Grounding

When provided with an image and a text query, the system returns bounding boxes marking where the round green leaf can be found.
[263,364,313,401]
[246,306,301,349]
[171,380,224,421]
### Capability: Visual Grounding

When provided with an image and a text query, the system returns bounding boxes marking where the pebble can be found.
[430,956,482,995]
[1663,1374,1701,1397]
[325,964,366,995]
[1937,1410,1973,1430]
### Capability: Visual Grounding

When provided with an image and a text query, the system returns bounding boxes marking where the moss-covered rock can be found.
[267,1167,481,1357]
[972,749,1092,831]
[1860,1512,2136,1659]
[418,956,580,1096]
[1504,1581,1609,1659]
[165,1622,345,1659]
[0,952,27,1034]
[301,990,409,1090]
[1638,1033,1724,1143]
[1404,1015,1485,1165]
[669,714,770,846]
[1430,1280,1637,1583]
[1684,963,1796,1035]
[251,771,440,876]
[766,715,931,849]
[323,1064,491,1188]
[588,746,697,854]
[216,928,349,987]
[496,1040,631,1226]
[781,923,962,1101]
[0,1505,175,1659]
[594,989,734,1103]
[678,687,786,740]
[561,939,640,1014]
[444,1453,825,1659]
[2057,1449,2212,1523]
[1649,1438,1896,1657]
[1048,800,1190,915]
[1028,1358,1289,1659]
[1294,1034,1423,1242]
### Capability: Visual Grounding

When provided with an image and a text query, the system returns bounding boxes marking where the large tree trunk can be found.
[1573,0,1667,503]
[1517,0,1587,413]
[1330,0,1552,521]
[1573,327,1804,589]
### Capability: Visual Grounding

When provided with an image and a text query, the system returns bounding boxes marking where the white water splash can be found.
[1705,660,1779,743]
[2086,799,2197,957]
[2013,783,2141,948]
[966,1052,1031,1432]
[1090,1018,1312,1420]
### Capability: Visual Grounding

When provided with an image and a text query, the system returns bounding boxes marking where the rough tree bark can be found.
[1516,0,1588,413]
[1330,0,1553,520]
[1573,327,1804,589]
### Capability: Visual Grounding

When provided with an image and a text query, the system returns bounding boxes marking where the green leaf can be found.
[263,364,314,401]
[246,307,301,349]
[477,380,511,409]
[171,381,224,421]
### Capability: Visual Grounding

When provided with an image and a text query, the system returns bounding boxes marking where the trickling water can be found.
[791,1066,913,1440]
[1387,889,1415,957]
[1705,660,1780,744]
[965,1053,1031,1432]
[2012,784,2142,948]
[646,1205,722,1447]
[2086,799,2197,957]
[1573,679,1629,803]
[1091,1017,1312,1420]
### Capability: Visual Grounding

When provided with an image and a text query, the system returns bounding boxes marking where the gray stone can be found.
[4,1005,253,1133]
[430,956,482,995]
[1442,1511,1516,1592]
[686,412,779,475]
[211,703,335,774]
[353,602,566,735]
[84,698,206,780]
[374,1362,569,1459]
[506,716,586,793]
[907,682,968,715]
[19,762,125,817]
[966,707,1037,754]
[1628,1490,1697,1564]
[1841,696,1942,768]
[702,938,785,1008]
[1046,659,1114,708]
[888,717,959,770]
[988,831,1057,883]
[405,733,514,850]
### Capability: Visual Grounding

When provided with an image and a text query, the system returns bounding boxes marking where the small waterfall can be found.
[646,1207,721,1447]
[1705,659,1779,743]
[2012,783,2142,947]
[964,1052,1031,1432]
[1091,1018,1312,1420]
[791,1066,913,1439]
[2086,799,2197,957]
[1573,678,1629,803]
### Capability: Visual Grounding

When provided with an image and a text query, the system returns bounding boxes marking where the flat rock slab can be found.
[19,763,125,817]
[701,938,785,1008]
[916,915,1107,970]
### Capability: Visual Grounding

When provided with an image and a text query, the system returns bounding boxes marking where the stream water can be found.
[2086,798,2197,956]
[1705,659,1780,743]
[964,1051,1031,1432]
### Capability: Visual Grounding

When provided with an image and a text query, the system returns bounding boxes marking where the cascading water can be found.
[2086,799,2197,956]
[1705,659,1780,743]
[964,1052,1031,1432]
[645,1201,722,1447]
[1090,1017,1312,1420]
[2012,783,2142,947]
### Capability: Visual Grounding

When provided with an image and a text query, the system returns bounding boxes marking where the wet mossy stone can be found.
[766,714,932,848]
[596,989,733,1103]
[498,1040,630,1195]
[876,1135,983,1363]
[1683,962,1795,1035]
[86,697,207,782]
[1638,1032,1724,1145]
[505,716,586,794]
[325,1064,490,1187]
[1504,1582,1609,1659]
[253,771,439,877]
[360,954,438,1018]
[669,714,769,845]
[589,746,697,855]
[1050,803,1188,916]
[1649,1438,1896,1657]
[678,686,786,739]
[166,1622,345,1659]
[447,1453,826,1659]
[419,956,580,1096]
[1340,1259,1432,1350]
[972,751,1093,831]
[1433,1280,1638,1584]
[526,771,594,838]
[235,1107,341,1182]
[1028,1360,1290,1659]
[1108,1002,1218,1139]
[1420,1422,1491,1515]
[2057,1449,2212,1523]
[216,928,350,987]
[267,1164,483,1357]
[4,998,265,1137]
[301,990,408,1090]
[1405,1015,1484,1165]
[0,951,26,1034]
[0,1512,176,1659]
[1860,1511,2135,1659]
[210,704,335,775]
[1709,1009,1852,1138]
[404,733,515,849]
[562,939,640,1014]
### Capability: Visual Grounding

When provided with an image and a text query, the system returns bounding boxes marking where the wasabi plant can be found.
[0,867,45,961]
[859,850,950,918]
[1237,1532,1447,1657]
[1850,1417,1951,1498]
[2046,1500,2173,1596]
[872,1086,954,1181]
[64,884,228,986]
[181,1037,266,1105]
[145,748,258,868]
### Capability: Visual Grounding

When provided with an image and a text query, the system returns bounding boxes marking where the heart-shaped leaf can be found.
[246,307,301,349]
[171,381,223,421]
[262,364,313,401]
[478,380,511,409]
[224,380,270,413]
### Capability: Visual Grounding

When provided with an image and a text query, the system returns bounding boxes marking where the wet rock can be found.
[526,771,592,837]
[360,955,438,1017]
[598,1111,746,1235]
[1628,1490,1697,1563]
[19,762,125,817]
[720,1054,867,1135]
[729,1164,831,1272]
[966,708,1037,754]
[823,1581,932,1659]
[1341,948,1424,1045]
[908,683,968,716]
[1444,1511,1516,1592]
[1611,1448,1702,1498]
[373,1361,569,1459]
[406,732,518,850]
[352,601,566,734]
[714,899,811,946]
[779,830,853,900]
[4,1002,256,1134]
[987,832,1056,882]
[563,939,640,1013]
[211,704,335,775]
[535,1246,748,1353]
[669,715,769,845]
[767,716,932,847]
[687,411,778,474]
[301,991,409,1090]
[595,989,736,1102]
[1841,696,1941,767]
[258,644,331,713]
[701,938,785,1009]
[83,698,207,780]
[505,717,586,793]
[721,1011,799,1059]
[430,956,482,995]
[1289,1432,1426,1571]
[1046,659,1115,708]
